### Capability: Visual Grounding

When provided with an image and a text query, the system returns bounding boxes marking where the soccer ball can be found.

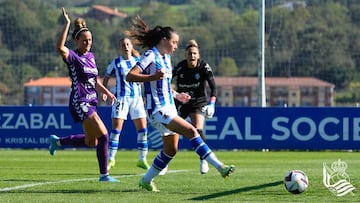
[284,170,309,194]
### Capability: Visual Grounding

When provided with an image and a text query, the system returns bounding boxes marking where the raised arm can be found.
[56,7,70,60]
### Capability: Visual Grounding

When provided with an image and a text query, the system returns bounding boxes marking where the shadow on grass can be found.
[189,180,283,201]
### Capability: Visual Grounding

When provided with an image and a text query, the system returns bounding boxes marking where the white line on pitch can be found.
[0,169,190,192]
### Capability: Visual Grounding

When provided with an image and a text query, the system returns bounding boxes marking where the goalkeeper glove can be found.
[204,98,216,118]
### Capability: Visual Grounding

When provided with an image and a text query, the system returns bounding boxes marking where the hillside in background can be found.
[1,0,360,105]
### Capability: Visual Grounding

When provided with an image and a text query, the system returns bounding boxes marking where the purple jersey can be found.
[64,49,99,122]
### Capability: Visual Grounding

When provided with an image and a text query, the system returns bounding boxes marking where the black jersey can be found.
[173,59,216,106]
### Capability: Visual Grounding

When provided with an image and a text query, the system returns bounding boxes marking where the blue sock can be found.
[137,128,148,160]
[190,136,212,159]
[108,129,121,160]
[143,150,173,182]
[152,150,173,170]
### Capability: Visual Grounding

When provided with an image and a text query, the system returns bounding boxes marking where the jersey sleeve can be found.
[203,61,217,97]
[64,49,76,66]
[136,50,155,72]
[105,59,116,76]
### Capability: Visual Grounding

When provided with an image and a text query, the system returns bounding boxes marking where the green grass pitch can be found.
[0,149,358,202]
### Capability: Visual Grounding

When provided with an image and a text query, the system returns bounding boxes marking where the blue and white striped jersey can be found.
[136,47,174,114]
[105,56,142,98]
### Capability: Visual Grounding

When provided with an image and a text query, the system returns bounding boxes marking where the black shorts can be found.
[176,100,207,119]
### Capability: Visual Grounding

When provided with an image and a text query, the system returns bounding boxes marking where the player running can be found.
[125,16,235,192]
[173,39,217,174]
[49,7,118,182]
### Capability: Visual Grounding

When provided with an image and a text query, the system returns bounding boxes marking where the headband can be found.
[74,28,89,39]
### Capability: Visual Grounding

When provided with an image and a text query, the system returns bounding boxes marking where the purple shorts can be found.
[69,101,97,123]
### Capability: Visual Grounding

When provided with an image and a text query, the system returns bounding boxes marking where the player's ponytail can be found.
[72,17,89,40]
[125,15,176,49]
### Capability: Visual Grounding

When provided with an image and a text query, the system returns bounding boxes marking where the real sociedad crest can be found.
[323,159,355,196]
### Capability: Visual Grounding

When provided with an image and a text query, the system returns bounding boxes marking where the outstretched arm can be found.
[126,66,164,82]
[56,7,70,60]
[172,90,191,104]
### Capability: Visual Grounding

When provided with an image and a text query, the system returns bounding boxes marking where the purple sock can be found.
[59,134,86,147]
[97,135,109,175]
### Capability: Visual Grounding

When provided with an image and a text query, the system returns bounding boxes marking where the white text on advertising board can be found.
[205,116,360,141]
[0,113,72,129]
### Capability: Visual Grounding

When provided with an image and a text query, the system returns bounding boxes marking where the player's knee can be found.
[191,127,199,137]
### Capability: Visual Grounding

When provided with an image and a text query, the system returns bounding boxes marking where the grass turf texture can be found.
[0,150,358,202]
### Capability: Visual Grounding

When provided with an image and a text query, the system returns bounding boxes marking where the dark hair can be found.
[71,17,89,40]
[124,15,176,49]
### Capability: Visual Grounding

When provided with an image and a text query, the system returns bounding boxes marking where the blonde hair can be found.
[72,17,89,39]
[186,39,199,50]
[120,37,140,57]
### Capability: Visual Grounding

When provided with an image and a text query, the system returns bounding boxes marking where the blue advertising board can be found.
[0,106,359,150]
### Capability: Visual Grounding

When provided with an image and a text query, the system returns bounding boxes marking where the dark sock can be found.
[97,135,109,175]
[59,134,86,147]
[197,129,206,160]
